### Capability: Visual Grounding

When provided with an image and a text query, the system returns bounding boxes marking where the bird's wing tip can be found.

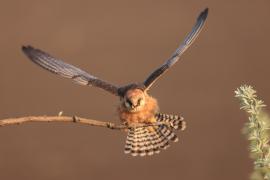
[198,8,209,21]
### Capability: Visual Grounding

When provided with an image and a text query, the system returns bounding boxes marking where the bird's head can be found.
[122,88,146,112]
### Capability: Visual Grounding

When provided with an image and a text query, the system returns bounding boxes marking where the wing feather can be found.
[22,46,119,95]
[144,8,208,89]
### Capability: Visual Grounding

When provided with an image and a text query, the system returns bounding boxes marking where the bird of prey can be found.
[22,8,208,156]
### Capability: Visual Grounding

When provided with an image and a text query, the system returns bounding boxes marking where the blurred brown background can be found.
[0,0,269,179]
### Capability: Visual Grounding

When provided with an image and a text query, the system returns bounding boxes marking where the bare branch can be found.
[0,115,165,130]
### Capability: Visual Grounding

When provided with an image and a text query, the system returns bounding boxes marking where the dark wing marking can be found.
[143,8,208,89]
[22,45,119,96]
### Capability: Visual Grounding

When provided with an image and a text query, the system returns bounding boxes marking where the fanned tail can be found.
[124,113,186,156]
[155,113,186,130]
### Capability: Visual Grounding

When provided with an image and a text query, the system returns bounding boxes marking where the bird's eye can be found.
[125,99,132,107]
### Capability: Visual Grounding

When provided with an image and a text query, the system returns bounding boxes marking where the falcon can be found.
[22,8,208,156]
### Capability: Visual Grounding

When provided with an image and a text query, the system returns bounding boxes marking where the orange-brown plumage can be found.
[117,87,185,156]
[117,89,159,125]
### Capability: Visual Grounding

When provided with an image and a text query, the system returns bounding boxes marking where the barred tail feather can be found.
[125,127,161,156]
[158,125,179,142]
[155,113,186,130]
[124,113,186,156]
[124,126,178,156]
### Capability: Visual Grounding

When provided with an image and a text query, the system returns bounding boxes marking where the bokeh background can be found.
[0,0,269,179]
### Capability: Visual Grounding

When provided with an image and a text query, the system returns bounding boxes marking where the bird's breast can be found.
[118,95,159,125]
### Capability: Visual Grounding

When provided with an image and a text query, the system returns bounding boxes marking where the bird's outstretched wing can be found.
[143,8,208,90]
[22,46,119,96]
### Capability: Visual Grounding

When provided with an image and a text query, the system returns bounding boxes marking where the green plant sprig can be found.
[235,85,270,179]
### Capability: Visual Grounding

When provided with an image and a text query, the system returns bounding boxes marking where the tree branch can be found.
[0,115,165,130]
